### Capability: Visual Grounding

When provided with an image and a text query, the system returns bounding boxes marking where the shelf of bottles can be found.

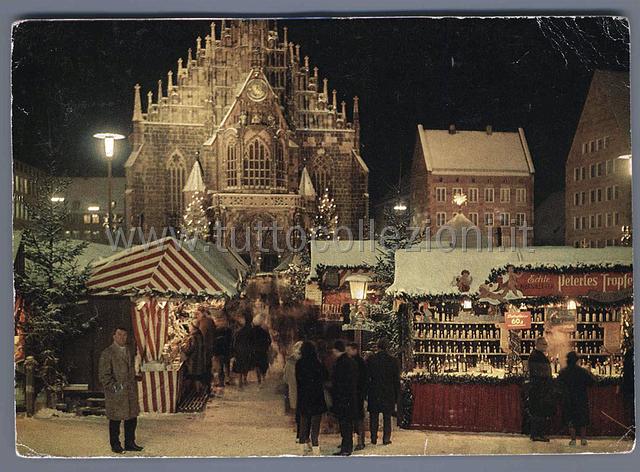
[412,303,506,373]
[519,305,624,365]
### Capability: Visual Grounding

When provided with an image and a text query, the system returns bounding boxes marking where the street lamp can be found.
[345,274,371,351]
[93,132,125,232]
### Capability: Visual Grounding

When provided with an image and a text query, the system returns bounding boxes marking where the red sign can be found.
[505,311,532,330]
[514,272,633,297]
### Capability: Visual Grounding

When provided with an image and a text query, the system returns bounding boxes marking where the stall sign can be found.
[545,307,577,333]
[517,271,633,297]
[505,311,531,330]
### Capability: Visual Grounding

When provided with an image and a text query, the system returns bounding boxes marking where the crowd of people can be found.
[283,338,401,456]
[527,336,635,446]
[180,306,273,395]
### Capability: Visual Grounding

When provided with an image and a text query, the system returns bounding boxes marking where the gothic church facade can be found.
[125,20,369,269]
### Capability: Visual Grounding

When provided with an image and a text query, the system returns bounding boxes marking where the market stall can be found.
[306,240,381,321]
[388,246,634,436]
[86,237,242,413]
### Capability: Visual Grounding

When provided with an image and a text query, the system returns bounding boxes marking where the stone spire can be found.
[167,70,173,92]
[304,56,309,70]
[332,90,337,110]
[341,100,346,119]
[211,21,216,41]
[313,66,318,82]
[132,83,143,121]
[157,80,163,101]
[322,78,328,101]
[283,26,288,47]
[288,42,294,63]
[147,91,153,110]
[353,96,360,149]
[178,57,183,75]
[196,36,202,51]
[188,48,193,64]
[295,44,300,63]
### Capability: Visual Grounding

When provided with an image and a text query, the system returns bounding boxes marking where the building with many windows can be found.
[409,124,535,247]
[12,160,47,230]
[565,70,631,248]
[125,20,369,270]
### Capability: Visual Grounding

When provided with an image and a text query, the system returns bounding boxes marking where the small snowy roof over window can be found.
[310,240,381,277]
[387,246,632,297]
[431,213,489,248]
[298,167,316,198]
[417,125,535,176]
[183,160,206,192]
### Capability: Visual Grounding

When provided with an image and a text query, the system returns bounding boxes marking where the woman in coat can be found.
[283,341,303,441]
[295,341,328,455]
[232,313,254,388]
[558,351,596,445]
[181,322,208,394]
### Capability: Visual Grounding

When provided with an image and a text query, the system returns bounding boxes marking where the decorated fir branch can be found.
[486,262,633,284]
[182,190,209,240]
[311,188,338,240]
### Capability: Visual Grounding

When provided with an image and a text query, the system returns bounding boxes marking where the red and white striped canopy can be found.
[87,237,224,296]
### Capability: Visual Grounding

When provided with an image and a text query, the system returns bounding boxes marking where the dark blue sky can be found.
[11,18,629,206]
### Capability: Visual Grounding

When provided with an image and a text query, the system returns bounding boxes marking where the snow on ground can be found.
[16,369,634,458]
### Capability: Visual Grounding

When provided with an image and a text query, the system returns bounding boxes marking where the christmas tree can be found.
[311,188,338,240]
[16,173,92,397]
[182,191,209,240]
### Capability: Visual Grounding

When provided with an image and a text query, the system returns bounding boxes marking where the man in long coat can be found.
[330,340,358,456]
[528,337,554,442]
[346,342,368,450]
[366,338,400,445]
[98,326,143,453]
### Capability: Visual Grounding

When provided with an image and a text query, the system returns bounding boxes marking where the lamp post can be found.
[93,132,125,232]
[345,274,371,351]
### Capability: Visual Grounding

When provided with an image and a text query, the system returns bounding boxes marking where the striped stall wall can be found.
[138,367,183,413]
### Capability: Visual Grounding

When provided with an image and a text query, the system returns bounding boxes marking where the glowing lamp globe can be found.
[345,274,371,301]
[93,132,125,158]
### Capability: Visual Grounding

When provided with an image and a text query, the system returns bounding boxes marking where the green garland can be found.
[92,286,229,302]
[314,263,374,288]
[487,263,632,284]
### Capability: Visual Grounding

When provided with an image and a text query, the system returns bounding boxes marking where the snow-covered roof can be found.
[387,246,633,297]
[76,241,124,269]
[298,167,316,198]
[417,125,535,176]
[431,213,489,248]
[352,150,369,173]
[124,143,144,168]
[310,240,381,278]
[183,160,206,192]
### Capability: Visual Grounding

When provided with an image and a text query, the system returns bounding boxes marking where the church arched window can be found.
[275,140,286,188]
[243,138,271,188]
[313,161,332,194]
[167,152,186,217]
[226,142,238,187]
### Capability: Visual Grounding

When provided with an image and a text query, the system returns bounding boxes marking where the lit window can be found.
[226,142,238,187]
[468,188,478,203]
[243,138,271,188]
[83,214,91,224]
[435,187,447,202]
[499,212,510,226]
[91,214,100,224]
[452,187,463,197]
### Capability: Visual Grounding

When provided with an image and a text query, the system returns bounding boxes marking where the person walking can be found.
[98,326,143,454]
[212,317,233,389]
[527,337,554,442]
[195,307,215,394]
[283,341,303,441]
[296,341,328,456]
[181,322,208,394]
[330,340,358,456]
[232,312,254,388]
[252,319,272,384]
[346,342,368,451]
[558,351,596,446]
[366,338,400,445]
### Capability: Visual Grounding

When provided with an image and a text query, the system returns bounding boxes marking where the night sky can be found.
[11,18,629,206]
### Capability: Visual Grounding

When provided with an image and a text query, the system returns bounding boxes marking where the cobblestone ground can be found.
[15,370,634,458]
